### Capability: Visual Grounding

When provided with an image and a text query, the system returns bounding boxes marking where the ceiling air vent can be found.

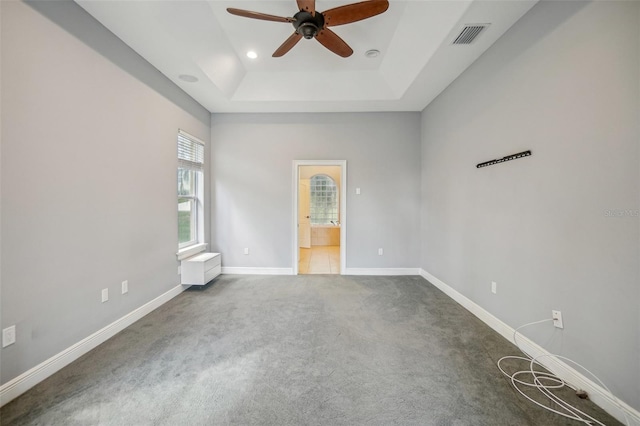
[452,24,489,45]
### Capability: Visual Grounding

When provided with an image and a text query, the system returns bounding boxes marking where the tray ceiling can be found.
[75,0,538,113]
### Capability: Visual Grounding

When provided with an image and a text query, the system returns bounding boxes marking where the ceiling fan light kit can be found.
[293,11,324,39]
[227,0,389,58]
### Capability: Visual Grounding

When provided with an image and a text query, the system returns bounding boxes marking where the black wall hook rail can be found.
[477,150,531,168]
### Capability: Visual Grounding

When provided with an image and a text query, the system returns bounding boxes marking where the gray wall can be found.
[211,113,421,269]
[0,1,210,384]
[420,1,639,410]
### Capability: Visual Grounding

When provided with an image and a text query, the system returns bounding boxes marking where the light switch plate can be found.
[2,325,16,348]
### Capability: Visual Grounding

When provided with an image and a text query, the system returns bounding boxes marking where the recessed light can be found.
[246,51,258,59]
[364,49,380,58]
[178,74,198,83]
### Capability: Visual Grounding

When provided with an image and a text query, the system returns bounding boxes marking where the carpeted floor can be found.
[0,275,621,425]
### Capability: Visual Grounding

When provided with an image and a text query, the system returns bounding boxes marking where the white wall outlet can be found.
[121,280,128,294]
[244,248,250,255]
[552,310,564,329]
[101,288,109,303]
[491,281,497,294]
[356,188,361,195]
[378,248,383,256]
[2,325,16,348]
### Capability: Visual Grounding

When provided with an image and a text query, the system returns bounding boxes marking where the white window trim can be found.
[176,242,208,261]
[177,129,205,253]
[178,195,198,249]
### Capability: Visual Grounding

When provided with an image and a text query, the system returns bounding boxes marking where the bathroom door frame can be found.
[292,160,347,275]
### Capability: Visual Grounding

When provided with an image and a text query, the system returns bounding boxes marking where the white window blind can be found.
[178,130,204,172]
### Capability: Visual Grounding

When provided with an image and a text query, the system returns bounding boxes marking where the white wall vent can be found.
[452,24,490,45]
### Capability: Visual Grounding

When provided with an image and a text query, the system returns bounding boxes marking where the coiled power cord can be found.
[497,318,630,425]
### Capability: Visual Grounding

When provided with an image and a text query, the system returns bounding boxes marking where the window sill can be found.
[176,243,208,261]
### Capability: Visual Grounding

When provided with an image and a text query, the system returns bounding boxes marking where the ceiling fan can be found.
[227,0,389,58]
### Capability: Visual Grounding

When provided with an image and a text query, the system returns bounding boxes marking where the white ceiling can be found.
[75,0,537,113]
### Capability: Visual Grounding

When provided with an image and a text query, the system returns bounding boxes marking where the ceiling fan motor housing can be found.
[293,11,325,39]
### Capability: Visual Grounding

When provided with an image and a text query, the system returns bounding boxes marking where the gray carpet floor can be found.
[0,275,621,425]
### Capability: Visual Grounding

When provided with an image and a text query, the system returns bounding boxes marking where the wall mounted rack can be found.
[477,150,531,168]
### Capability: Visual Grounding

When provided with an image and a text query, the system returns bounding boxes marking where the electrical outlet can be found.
[356,188,361,195]
[244,248,250,255]
[2,325,16,348]
[491,281,497,294]
[101,288,109,303]
[121,280,128,294]
[552,310,564,329]
[378,248,383,256]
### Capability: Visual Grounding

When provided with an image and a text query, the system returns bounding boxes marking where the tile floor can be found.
[298,245,340,274]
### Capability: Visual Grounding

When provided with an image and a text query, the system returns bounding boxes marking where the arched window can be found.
[310,174,338,225]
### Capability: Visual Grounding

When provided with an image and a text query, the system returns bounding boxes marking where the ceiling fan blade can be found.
[227,8,294,23]
[315,29,353,58]
[273,32,303,57]
[297,0,315,15]
[323,0,389,27]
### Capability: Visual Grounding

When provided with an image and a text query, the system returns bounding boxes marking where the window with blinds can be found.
[178,132,204,171]
[177,130,204,249]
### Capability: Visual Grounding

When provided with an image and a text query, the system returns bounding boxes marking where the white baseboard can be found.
[0,284,186,407]
[343,268,421,276]
[221,267,294,275]
[220,267,421,276]
[419,269,640,426]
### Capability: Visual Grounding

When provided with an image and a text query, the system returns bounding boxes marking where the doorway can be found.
[293,160,346,275]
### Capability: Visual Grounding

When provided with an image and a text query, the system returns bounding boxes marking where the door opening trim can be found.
[292,160,347,275]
